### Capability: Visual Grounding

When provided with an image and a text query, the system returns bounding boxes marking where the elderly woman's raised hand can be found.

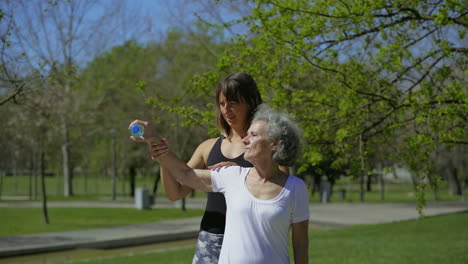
[128,119,159,142]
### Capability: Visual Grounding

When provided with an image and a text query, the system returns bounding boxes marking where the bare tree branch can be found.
[392,49,442,84]
[404,55,445,94]
[0,83,25,106]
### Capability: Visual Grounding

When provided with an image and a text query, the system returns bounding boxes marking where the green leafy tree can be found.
[193,0,467,208]
[76,40,162,198]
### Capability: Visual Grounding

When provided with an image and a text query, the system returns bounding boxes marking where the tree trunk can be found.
[62,117,72,197]
[151,172,161,207]
[461,167,466,202]
[28,155,33,199]
[129,165,136,197]
[111,133,117,200]
[0,171,3,199]
[55,160,61,197]
[360,172,365,202]
[181,197,187,211]
[329,176,336,201]
[152,172,160,200]
[84,165,89,197]
[311,174,321,198]
[377,163,385,201]
[366,174,372,192]
[34,158,38,200]
[120,167,126,197]
[410,172,418,190]
[446,167,462,196]
[391,166,400,179]
[359,134,366,202]
[40,148,49,224]
[31,147,38,200]
[379,173,385,200]
[428,173,440,201]
[13,158,17,195]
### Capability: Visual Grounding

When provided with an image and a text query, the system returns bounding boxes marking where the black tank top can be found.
[200,136,253,234]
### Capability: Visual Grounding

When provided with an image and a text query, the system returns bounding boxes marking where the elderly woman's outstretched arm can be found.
[154,148,213,192]
[129,120,213,192]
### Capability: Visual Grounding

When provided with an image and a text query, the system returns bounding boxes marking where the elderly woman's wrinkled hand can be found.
[128,119,159,142]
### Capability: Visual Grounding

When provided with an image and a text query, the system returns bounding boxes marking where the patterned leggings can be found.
[192,230,224,264]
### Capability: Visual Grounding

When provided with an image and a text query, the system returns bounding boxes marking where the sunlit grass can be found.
[0,207,203,236]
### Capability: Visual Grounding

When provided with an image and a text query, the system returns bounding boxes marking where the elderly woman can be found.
[130,105,309,264]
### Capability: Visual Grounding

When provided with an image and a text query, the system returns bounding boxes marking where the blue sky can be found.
[0,0,246,74]
[83,0,245,44]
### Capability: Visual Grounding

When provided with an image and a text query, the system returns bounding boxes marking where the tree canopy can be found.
[185,0,468,207]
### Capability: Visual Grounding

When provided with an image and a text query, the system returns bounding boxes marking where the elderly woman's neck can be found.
[253,161,284,182]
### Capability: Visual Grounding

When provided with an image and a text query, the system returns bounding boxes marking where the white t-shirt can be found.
[211,166,310,264]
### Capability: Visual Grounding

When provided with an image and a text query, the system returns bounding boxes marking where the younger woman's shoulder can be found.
[194,137,221,158]
[198,137,220,149]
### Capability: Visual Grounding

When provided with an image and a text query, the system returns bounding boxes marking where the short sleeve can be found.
[292,179,310,223]
[211,166,244,193]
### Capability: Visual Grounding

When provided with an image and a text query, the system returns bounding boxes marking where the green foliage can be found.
[135,80,147,92]
[78,23,229,167]
[138,23,231,141]
[73,40,161,174]
[187,0,468,207]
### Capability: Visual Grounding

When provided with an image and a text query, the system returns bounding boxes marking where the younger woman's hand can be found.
[207,161,238,170]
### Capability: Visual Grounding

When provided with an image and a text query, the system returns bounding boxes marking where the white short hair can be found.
[252,105,301,166]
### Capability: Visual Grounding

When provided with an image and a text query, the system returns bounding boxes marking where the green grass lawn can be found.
[63,212,468,264]
[0,207,203,237]
[311,212,468,264]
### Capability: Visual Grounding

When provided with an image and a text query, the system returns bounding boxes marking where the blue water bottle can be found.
[130,124,144,138]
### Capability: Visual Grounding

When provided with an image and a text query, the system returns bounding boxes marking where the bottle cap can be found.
[131,125,141,133]
[130,124,144,138]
